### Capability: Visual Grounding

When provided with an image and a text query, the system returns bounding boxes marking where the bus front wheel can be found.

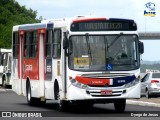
[55,84,69,111]
[114,99,126,113]
[146,89,151,99]
[58,100,69,112]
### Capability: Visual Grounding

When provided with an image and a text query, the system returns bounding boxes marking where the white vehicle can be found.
[12,16,144,112]
[141,72,160,98]
[0,48,12,88]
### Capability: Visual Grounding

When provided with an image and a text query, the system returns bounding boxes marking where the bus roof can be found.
[0,48,12,53]
[13,23,54,31]
[12,16,137,32]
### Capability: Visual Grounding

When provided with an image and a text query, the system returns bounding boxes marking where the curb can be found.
[0,88,12,92]
[126,100,160,108]
[0,89,6,92]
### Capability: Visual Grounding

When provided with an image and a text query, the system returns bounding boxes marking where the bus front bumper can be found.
[67,83,141,101]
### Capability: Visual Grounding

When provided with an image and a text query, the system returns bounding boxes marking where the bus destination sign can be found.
[71,20,137,31]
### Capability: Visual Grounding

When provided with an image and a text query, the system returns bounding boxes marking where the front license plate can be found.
[101,90,112,95]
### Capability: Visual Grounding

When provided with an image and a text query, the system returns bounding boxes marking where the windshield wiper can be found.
[85,34,92,64]
[107,33,122,49]
[105,34,122,69]
[107,33,123,48]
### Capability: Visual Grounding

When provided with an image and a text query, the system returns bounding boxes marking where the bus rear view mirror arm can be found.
[63,32,68,49]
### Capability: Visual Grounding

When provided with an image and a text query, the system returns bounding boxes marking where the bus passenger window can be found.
[24,32,30,58]
[30,31,38,58]
[53,29,61,58]
[0,54,4,66]
[13,32,19,59]
[3,53,7,66]
[24,47,27,57]
[46,30,53,58]
[24,31,38,58]
[8,55,11,70]
[0,53,1,66]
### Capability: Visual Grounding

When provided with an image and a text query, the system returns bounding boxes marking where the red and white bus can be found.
[12,16,144,112]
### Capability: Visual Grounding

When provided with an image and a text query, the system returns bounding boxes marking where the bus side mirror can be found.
[63,32,68,49]
[139,41,144,54]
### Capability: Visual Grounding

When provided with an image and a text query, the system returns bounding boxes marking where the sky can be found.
[16,0,160,61]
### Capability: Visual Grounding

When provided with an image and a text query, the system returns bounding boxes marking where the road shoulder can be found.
[127,98,160,108]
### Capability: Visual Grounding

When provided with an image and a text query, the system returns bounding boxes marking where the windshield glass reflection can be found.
[68,35,139,71]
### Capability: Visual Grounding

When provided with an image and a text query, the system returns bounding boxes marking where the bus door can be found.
[44,28,62,99]
[44,29,53,99]
[45,29,53,81]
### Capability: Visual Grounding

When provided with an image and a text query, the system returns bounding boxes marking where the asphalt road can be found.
[0,87,160,120]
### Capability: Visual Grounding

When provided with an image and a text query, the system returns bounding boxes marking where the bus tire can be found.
[58,100,69,112]
[38,98,46,106]
[2,76,6,88]
[76,100,94,110]
[114,99,126,113]
[54,80,59,100]
[146,89,151,99]
[54,82,69,111]
[26,82,37,106]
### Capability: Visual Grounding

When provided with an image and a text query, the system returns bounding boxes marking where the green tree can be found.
[0,0,41,48]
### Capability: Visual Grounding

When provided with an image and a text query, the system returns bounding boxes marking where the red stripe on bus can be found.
[75,76,110,86]
[73,18,107,22]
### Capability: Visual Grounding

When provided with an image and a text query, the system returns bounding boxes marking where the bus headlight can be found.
[70,79,88,89]
[124,78,139,88]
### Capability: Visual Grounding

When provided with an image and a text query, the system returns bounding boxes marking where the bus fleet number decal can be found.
[25,65,32,71]
[74,57,89,69]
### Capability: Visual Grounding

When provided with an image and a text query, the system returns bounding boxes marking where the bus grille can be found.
[86,90,123,97]
[88,85,123,87]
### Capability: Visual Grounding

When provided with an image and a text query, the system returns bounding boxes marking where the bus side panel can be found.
[12,31,21,94]
[22,53,39,98]
[45,59,52,81]
[12,59,19,93]
[22,58,40,98]
[22,59,39,80]
[0,64,3,84]
[0,69,3,85]
[44,58,54,99]
[5,53,12,86]
[25,30,46,98]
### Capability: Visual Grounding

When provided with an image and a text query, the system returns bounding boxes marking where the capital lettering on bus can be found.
[82,23,123,30]
[25,65,32,71]
[47,66,51,72]
[74,57,89,65]
[77,59,87,64]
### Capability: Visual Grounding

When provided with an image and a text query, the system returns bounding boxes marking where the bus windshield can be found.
[68,35,139,71]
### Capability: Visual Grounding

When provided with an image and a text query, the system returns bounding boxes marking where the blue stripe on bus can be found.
[46,58,52,81]
[112,75,136,86]
[47,23,54,29]
[19,23,54,30]
[19,23,46,30]
[109,18,134,22]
